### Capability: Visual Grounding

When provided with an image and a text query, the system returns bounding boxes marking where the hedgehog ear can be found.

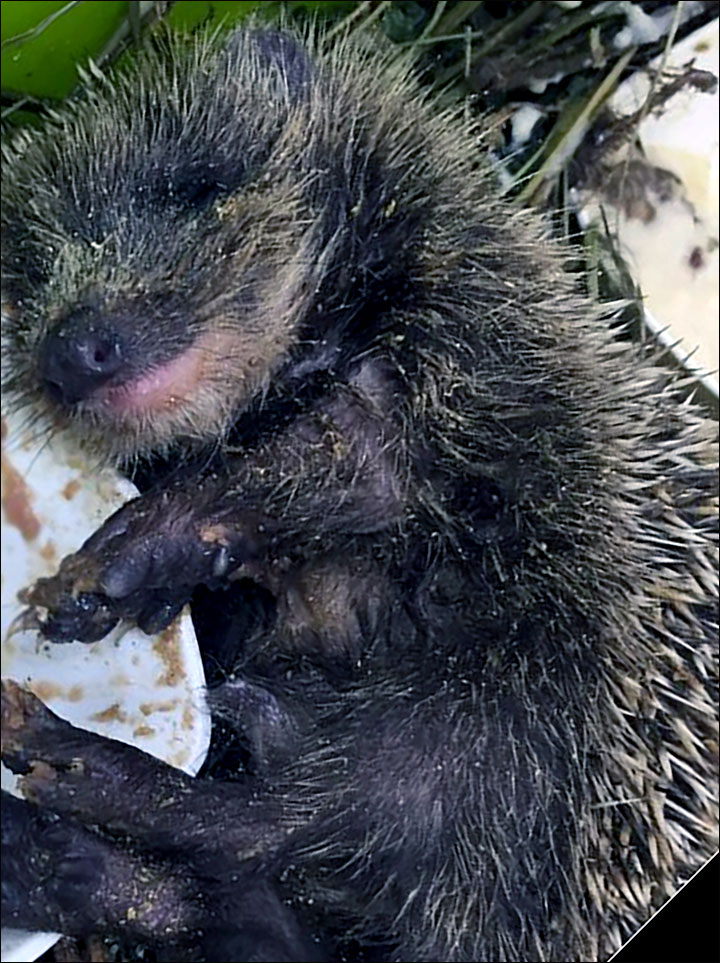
[248,29,314,99]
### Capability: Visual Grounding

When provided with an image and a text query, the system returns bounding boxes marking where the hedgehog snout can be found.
[39,318,125,405]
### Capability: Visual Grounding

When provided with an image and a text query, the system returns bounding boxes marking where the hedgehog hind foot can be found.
[2,790,324,961]
[1,682,326,961]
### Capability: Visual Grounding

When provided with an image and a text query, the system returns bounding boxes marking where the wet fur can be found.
[2,23,719,963]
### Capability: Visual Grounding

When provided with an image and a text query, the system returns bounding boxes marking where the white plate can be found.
[577,19,719,399]
[1,413,211,963]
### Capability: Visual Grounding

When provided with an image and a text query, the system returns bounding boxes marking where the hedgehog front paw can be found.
[18,490,256,644]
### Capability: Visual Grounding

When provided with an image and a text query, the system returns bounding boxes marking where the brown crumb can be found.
[90,702,127,724]
[1,452,41,541]
[688,246,705,270]
[62,478,83,500]
[153,620,186,687]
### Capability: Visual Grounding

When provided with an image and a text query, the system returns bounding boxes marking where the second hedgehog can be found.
[1,24,718,963]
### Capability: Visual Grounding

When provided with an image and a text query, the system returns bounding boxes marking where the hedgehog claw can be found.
[4,607,44,642]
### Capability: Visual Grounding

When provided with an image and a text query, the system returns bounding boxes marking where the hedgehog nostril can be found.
[75,333,122,374]
[40,325,124,405]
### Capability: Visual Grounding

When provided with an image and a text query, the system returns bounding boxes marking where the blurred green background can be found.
[0,1,353,100]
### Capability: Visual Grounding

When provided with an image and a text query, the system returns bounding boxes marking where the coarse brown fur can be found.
[1,22,718,963]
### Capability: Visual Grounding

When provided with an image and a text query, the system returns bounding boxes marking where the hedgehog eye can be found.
[171,173,223,209]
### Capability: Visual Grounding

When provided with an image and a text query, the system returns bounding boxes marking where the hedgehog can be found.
[1,22,718,963]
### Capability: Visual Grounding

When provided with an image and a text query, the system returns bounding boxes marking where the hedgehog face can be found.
[1,30,325,462]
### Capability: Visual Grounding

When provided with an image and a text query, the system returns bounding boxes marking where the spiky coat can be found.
[1,24,718,963]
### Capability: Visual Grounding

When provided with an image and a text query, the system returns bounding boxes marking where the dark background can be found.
[613,855,719,963]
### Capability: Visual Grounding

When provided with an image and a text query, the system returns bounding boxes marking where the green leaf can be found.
[1,0,129,99]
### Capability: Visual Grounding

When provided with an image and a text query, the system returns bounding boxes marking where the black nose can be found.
[40,322,124,405]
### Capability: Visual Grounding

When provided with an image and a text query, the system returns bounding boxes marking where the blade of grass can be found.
[324,0,394,43]
[633,0,684,131]
[323,1,374,42]
[430,1,484,38]
[419,1,448,41]
[521,1,622,57]
[97,0,160,66]
[515,46,636,205]
[1,1,83,50]
[435,1,545,86]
